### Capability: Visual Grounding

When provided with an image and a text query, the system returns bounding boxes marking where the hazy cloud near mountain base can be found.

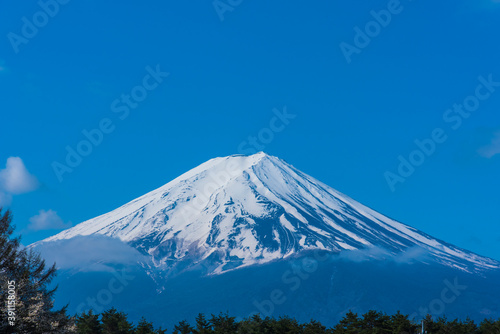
[32,235,148,272]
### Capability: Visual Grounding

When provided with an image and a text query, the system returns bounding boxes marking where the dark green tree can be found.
[76,310,102,334]
[0,208,75,334]
[210,312,237,334]
[273,316,302,334]
[156,327,168,334]
[0,210,19,273]
[334,311,362,334]
[173,320,194,334]
[237,314,268,334]
[389,311,417,334]
[194,313,212,334]
[478,318,500,334]
[135,316,155,334]
[423,315,447,333]
[359,310,391,333]
[303,319,328,334]
[101,308,134,334]
[459,317,478,334]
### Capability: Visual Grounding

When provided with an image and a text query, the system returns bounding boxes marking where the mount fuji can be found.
[33,153,500,327]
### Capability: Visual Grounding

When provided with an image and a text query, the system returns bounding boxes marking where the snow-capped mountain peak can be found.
[41,152,499,274]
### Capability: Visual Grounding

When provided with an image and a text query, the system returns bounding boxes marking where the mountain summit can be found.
[41,152,499,274]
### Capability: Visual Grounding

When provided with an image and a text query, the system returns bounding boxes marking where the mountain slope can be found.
[39,152,499,274]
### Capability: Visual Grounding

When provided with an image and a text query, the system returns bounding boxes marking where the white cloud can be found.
[32,235,147,272]
[0,156,39,207]
[477,131,500,158]
[0,157,39,195]
[28,209,72,231]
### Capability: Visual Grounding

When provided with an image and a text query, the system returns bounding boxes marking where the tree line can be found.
[74,309,500,334]
[1,208,500,334]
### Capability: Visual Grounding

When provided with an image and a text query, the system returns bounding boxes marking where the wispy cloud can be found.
[477,130,500,158]
[455,127,500,164]
[32,235,147,272]
[0,157,39,206]
[336,245,430,264]
[28,209,72,231]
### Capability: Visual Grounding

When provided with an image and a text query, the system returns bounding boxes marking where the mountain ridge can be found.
[37,152,500,275]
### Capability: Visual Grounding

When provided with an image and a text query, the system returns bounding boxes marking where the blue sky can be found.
[1,0,500,260]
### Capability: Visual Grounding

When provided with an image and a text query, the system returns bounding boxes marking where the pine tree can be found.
[173,319,194,334]
[461,317,478,334]
[236,314,266,334]
[334,310,361,334]
[389,311,417,334]
[101,308,134,334]
[76,310,102,334]
[423,314,446,333]
[359,310,391,333]
[0,208,75,333]
[135,316,155,334]
[194,313,212,334]
[0,210,19,274]
[478,318,500,334]
[273,316,302,334]
[303,319,327,334]
[210,312,237,334]
[156,326,168,334]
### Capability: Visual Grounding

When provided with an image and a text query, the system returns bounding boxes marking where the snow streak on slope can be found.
[41,152,500,274]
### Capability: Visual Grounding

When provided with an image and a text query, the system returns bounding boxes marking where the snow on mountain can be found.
[40,152,499,274]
